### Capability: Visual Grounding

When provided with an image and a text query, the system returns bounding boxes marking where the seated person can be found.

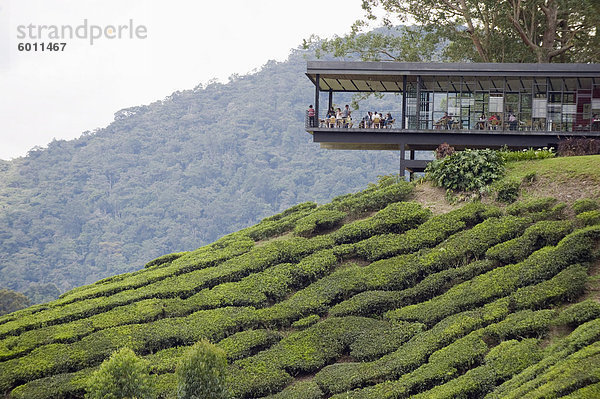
[343,111,352,128]
[592,114,600,131]
[446,114,457,129]
[335,108,343,127]
[436,112,451,129]
[488,114,499,129]
[372,112,382,128]
[477,114,486,130]
[383,113,394,128]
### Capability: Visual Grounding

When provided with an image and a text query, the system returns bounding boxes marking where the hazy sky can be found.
[0,0,366,160]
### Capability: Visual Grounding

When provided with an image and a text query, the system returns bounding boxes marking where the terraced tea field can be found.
[1,176,600,398]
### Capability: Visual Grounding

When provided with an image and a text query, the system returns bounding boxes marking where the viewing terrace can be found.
[304,61,600,176]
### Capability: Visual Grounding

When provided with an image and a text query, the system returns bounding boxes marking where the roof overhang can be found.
[306,61,600,92]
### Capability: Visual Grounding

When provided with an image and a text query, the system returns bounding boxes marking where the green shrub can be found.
[560,382,600,398]
[330,260,498,318]
[408,339,542,399]
[145,251,189,268]
[385,226,594,327]
[506,197,557,216]
[0,236,333,341]
[419,215,528,273]
[333,332,490,398]
[332,202,431,244]
[10,368,92,399]
[291,314,320,329]
[348,320,425,361]
[259,216,524,329]
[499,147,555,162]
[573,198,599,215]
[483,310,555,343]
[485,317,600,399]
[176,339,228,399]
[485,220,573,265]
[577,210,600,227]
[426,149,505,192]
[328,178,413,216]
[495,179,520,203]
[293,209,347,237]
[0,307,258,393]
[217,329,281,362]
[266,381,324,399]
[509,264,587,311]
[228,317,397,398]
[355,202,500,261]
[245,202,318,241]
[86,347,154,399]
[315,300,512,395]
[498,341,600,399]
[554,300,600,328]
[227,359,291,398]
[484,338,543,378]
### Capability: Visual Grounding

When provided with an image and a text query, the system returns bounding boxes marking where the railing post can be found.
[416,75,422,130]
[402,75,407,130]
[314,74,320,127]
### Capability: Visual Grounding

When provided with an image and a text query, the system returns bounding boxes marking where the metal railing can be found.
[305,110,600,133]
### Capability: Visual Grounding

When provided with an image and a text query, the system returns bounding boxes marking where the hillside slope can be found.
[0,47,399,296]
[1,165,600,398]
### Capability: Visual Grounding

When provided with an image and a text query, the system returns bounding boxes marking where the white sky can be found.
[0,0,366,160]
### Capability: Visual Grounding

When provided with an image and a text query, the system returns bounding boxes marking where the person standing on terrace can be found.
[342,104,351,127]
[307,105,315,127]
[508,112,518,130]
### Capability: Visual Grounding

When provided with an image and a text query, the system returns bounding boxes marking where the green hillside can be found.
[0,47,399,297]
[1,160,600,398]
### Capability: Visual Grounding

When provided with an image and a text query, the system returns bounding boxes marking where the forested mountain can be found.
[0,47,399,296]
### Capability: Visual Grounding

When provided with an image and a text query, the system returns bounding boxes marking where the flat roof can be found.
[306,61,600,92]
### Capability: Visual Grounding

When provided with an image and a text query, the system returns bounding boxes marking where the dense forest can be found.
[0,47,401,297]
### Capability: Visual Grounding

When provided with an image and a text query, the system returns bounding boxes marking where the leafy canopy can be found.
[308,0,600,63]
[426,149,505,192]
[86,347,154,399]
[176,339,229,399]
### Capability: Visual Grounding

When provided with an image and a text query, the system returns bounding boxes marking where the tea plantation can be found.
[1,175,600,398]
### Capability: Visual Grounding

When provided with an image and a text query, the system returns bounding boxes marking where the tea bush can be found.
[485,220,573,264]
[577,210,600,227]
[332,202,431,244]
[572,198,599,215]
[293,209,347,237]
[495,179,520,203]
[355,202,501,261]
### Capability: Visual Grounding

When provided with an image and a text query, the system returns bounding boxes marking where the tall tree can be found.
[0,288,30,316]
[316,0,600,63]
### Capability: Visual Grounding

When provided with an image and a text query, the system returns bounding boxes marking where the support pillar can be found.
[399,143,407,180]
[328,90,333,114]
